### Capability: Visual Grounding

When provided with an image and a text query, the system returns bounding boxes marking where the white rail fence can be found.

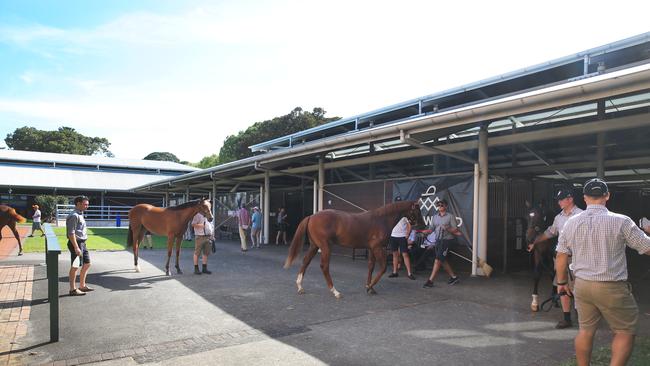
[55,204,132,227]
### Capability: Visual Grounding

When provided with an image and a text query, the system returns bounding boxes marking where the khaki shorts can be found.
[574,278,638,334]
[194,236,211,256]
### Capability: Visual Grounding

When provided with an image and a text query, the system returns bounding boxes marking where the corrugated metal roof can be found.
[250,32,650,152]
[0,149,199,172]
[0,164,183,191]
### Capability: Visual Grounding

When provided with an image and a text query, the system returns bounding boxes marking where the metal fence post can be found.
[44,224,60,342]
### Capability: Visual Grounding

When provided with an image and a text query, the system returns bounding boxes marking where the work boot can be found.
[194,265,201,275]
[202,265,212,275]
[555,319,572,329]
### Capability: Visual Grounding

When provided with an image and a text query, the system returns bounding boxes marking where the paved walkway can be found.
[1,241,648,365]
[0,265,34,366]
[0,227,29,260]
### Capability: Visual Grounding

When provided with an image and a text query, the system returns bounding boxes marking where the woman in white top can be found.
[388,216,416,280]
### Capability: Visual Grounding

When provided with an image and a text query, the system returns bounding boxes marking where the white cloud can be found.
[19,72,34,84]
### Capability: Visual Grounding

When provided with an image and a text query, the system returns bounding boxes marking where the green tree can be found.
[143,152,180,163]
[34,195,68,223]
[218,107,337,164]
[196,154,219,169]
[5,126,113,156]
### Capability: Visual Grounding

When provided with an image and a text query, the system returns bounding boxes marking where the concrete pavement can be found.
[3,240,648,365]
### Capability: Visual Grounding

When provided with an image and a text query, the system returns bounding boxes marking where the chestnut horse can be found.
[284,200,424,298]
[0,205,26,256]
[127,199,213,275]
[526,204,557,312]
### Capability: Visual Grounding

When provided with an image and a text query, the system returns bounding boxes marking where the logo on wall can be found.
[418,185,463,227]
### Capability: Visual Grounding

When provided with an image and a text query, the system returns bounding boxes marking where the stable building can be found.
[132,33,650,277]
[0,149,198,223]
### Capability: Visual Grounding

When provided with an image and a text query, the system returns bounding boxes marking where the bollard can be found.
[44,224,60,342]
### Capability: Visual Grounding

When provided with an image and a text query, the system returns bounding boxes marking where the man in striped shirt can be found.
[556,178,650,366]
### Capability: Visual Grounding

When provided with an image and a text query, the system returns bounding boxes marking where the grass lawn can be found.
[560,336,650,365]
[21,226,195,252]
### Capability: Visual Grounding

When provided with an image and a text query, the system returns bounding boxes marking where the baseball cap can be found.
[555,188,573,200]
[583,178,608,197]
[436,199,448,206]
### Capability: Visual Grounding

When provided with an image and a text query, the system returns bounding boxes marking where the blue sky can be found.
[0,1,648,162]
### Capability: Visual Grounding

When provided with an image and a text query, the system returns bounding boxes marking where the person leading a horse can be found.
[527,188,583,329]
[423,199,460,288]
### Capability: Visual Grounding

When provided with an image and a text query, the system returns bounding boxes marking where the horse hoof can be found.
[297,288,305,295]
[366,287,377,295]
[531,304,539,312]
[135,265,141,273]
[334,293,342,299]
[176,269,183,275]
[18,251,23,256]
[165,269,171,276]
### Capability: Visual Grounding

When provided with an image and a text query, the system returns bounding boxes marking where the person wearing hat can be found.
[250,206,262,248]
[28,204,45,237]
[423,199,460,288]
[556,178,650,366]
[527,187,583,329]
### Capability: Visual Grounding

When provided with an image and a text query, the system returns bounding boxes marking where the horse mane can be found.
[369,200,416,218]
[167,199,201,211]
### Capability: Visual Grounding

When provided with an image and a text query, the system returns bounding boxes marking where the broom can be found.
[446,192,494,277]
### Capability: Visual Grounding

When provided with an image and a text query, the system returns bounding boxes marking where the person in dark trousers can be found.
[423,199,460,288]
[275,207,288,245]
[388,215,416,280]
[67,196,93,296]
[557,178,650,366]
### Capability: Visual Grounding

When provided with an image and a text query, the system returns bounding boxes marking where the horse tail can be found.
[9,208,26,224]
[127,224,134,247]
[284,216,310,269]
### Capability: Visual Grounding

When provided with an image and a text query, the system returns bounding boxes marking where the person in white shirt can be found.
[28,204,45,237]
[388,215,416,280]
[527,188,583,329]
[191,212,214,275]
[557,178,650,366]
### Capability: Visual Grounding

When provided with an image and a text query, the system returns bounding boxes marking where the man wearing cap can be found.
[423,199,460,288]
[250,206,262,248]
[557,178,650,366]
[527,187,583,329]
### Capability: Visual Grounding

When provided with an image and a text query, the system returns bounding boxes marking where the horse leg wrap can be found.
[296,273,305,294]
[330,287,342,299]
[531,294,539,312]
[135,264,141,273]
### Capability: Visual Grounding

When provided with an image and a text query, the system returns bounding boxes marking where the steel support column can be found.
[318,157,324,212]
[313,180,318,214]
[472,164,479,276]
[597,132,606,179]
[478,125,489,276]
[263,171,270,245]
